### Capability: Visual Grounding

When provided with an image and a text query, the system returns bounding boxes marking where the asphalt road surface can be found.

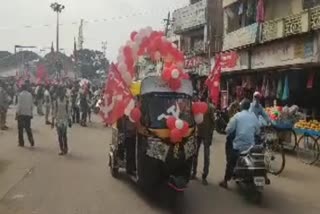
[0,109,320,214]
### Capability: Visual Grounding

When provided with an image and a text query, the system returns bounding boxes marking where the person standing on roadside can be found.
[35,84,44,116]
[0,81,10,130]
[71,86,80,123]
[16,82,35,147]
[52,85,72,155]
[44,85,52,125]
[191,96,216,185]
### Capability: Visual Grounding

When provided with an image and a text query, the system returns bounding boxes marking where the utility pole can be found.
[50,2,65,53]
[78,19,84,50]
[164,12,171,36]
[101,41,107,57]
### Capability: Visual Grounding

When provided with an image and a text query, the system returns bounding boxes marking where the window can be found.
[303,0,320,9]
[226,0,257,33]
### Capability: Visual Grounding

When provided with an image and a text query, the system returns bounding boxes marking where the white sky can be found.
[0,0,188,61]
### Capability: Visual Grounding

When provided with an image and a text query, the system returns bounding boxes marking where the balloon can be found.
[175,119,184,130]
[171,69,180,79]
[169,79,181,91]
[170,128,183,143]
[194,114,204,124]
[162,68,172,82]
[181,121,189,137]
[130,31,138,41]
[118,62,127,73]
[130,107,141,123]
[166,116,176,129]
[199,102,208,113]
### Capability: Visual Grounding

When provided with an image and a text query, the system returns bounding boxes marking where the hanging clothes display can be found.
[282,75,289,101]
[265,78,271,98]
[256,0,265,23]
[307,72,315,89]
[261,75,266,97]
[271,79,277,98]
[276,78,283,99]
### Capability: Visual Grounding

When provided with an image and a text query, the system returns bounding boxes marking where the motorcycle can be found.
[233,145,271,203]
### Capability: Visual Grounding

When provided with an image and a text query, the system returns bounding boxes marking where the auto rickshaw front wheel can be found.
[109,154,119,178]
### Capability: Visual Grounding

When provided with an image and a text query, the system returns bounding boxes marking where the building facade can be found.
[221,0,320,111]
[172,0,223,77]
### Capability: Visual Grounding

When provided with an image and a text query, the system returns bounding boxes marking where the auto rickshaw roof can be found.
[140,76,193,96]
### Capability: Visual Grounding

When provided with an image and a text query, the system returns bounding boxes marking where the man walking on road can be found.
[16,82,35,147]
[44,85,52,125]
[0,81,10,130]
[192,96,215,185]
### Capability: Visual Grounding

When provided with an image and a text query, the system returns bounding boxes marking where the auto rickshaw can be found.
[109,76,196,194]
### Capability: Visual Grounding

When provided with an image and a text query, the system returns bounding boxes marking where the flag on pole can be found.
[100,63,134,125]
[205,55,222,106]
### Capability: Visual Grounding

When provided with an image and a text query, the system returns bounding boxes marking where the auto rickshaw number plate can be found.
[146,139,170,162]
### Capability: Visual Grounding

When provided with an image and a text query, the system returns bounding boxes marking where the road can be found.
[0,109,319,214]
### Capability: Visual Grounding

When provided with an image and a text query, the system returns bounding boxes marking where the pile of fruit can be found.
[265,106,282,121]
[294,120,320,132]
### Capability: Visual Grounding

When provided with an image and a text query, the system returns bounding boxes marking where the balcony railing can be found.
[310,6,320,30]
[283,11,309,36]
[261,18,284,43]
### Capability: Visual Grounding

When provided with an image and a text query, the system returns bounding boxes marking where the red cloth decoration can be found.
[206,55,222,106]
[100,64,133,125]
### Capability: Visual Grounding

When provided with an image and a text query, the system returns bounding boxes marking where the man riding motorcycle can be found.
[219,99,260,189]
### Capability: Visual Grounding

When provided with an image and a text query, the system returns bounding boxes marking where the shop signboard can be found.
[223,23,259,51]
[184,56,210,76]
[251,36,318,69]
[211,51,249,73]
[172,1,206,33]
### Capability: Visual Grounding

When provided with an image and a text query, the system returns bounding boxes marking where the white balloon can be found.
[194,114,204,124]
[175,119,184,130]
[118,46,125,54]
[171,69,180,79]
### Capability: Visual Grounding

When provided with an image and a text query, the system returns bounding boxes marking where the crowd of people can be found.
[0,79,103,155]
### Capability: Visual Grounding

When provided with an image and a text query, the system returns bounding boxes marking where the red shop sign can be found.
[221,51,239,69]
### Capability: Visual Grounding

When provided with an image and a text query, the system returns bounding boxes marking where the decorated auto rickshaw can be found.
[104,27,208,199]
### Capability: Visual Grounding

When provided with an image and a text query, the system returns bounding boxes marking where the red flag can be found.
[205,55,222,106]
[100,64,133,125]
[36,64,48,84]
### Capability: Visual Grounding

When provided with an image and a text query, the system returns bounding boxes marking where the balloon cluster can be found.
[166,116,189,143]
[117,27,186,88]
[161,65,189,91]
[192,102,209,124]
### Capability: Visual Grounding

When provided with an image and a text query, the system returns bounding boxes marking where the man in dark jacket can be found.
[192,97,215,185]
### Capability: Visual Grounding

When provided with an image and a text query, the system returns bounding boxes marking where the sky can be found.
[0,0,188,61]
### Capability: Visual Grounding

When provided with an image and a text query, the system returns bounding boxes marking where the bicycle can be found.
[296,132,320,165]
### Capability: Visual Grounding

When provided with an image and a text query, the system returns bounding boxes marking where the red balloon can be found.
[199,102,208,113]
[162,68,172,82]
[181,121,189,137]
[130,31,138,41]
[170,128,183,143]
[130,107,141,123]
[166,116,176,129]
[192,102,202,114]
[169,79,181,91]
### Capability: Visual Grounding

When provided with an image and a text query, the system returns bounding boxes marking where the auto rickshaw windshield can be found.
[141,92,194,129]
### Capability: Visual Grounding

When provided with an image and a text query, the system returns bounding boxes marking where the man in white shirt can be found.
[17,82,35,147]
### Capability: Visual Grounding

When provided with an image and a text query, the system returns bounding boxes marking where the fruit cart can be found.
[294,120,320,165]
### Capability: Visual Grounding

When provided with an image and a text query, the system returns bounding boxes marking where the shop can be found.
[220,34,320,118]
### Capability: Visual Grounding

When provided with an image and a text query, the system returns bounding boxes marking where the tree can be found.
[77,49,109,79]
